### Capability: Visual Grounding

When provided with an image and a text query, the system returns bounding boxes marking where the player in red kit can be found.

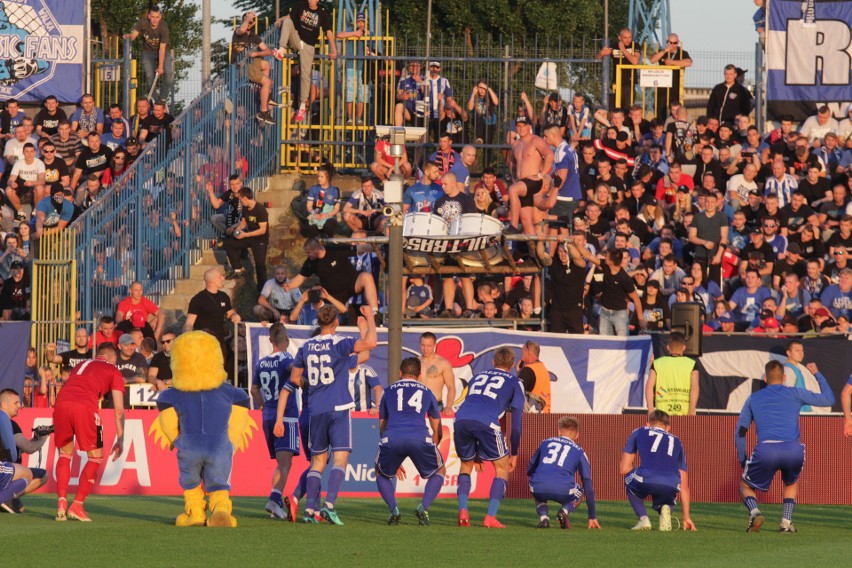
[53,343,126,522]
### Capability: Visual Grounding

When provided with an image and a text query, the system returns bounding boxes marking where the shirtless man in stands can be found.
[418,332,456,417]
[507,114,554,265]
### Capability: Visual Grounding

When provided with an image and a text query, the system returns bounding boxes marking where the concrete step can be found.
[173,277,237,296]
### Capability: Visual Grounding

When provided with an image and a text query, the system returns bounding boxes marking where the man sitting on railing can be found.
[231,11,277,126]
[274,0,338,124]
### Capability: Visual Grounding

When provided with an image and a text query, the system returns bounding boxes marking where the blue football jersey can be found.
[623,426,687,479]
[527,436,592,485]
[350,364,382,411]
[380,379,440,440]
[455,368,524,427]
[293,334,358,414]
[253,351,298,421]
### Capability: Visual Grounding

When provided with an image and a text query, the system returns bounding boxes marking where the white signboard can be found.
[639,68,674,88]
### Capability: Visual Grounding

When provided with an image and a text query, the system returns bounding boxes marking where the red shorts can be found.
[54,401,103,452]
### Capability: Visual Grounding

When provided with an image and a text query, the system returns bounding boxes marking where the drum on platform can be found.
[450,213,504,267]
[403,213,449,265]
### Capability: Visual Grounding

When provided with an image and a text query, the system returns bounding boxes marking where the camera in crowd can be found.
[308,288,322,304]
[33,425,54,438]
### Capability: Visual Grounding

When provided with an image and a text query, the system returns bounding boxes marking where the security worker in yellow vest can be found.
[518,341,551,413]
[645,332,699,416]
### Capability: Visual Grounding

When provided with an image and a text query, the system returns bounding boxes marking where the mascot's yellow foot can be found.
[207,490,237,528]
[176,510,207,527]
[176,487,207,527]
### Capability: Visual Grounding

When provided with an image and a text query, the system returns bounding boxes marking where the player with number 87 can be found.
[273,304,377,525]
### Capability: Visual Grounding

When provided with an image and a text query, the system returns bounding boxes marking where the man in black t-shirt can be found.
[649,34,692,120]
[34,96,68,138]
[223,187,270,290]
[41,141,70,188]
[594,248,645,336]
[285,238,380,316]
[274,0,338,123]
[0,261,30,321]
[549,234,594,334]
[148,331,175,391]
[184,268,241,355]
[70,132,112,187]
[46,327,93,370]
[126,5,173,103]
[139,100,174,147]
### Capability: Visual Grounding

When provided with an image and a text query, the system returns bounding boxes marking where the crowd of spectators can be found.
[267,44,852,339]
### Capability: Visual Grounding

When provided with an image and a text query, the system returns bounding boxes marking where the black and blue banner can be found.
[767,1,852,122]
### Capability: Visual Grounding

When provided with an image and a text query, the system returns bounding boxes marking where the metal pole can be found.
[387,217,402,384]
[202,0,211,85]
[85,0,92,93]
[425,0,432,67]
[276,0,281,21]
[123,37,133,119]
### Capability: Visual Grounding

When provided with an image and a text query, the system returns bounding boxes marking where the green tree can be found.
[92,0,202,90]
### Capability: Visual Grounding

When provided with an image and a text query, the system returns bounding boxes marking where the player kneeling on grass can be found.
[251,323,300,520]
[454,346,525,528]
[736,359,835,533]
[375,357,446,526]
[527,416,600,530]
[620,410,696,532]
[0,390,48,512]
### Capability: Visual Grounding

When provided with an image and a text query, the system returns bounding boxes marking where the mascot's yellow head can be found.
[170,330,227,392]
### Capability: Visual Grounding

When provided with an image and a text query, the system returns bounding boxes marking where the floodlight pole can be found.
[384,127,408,384]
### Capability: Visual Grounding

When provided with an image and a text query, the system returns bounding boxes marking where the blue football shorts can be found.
[453,419,509,462]
[375,437,444,479]
[742,440,805,492]
[262,417,300,459]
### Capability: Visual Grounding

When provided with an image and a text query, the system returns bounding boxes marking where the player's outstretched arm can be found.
[679,470,697,531]
[800,363,836,408]
[353,305,377,352]
[111,389,126,461]
[645,369,657,413]
[841,382,852,437]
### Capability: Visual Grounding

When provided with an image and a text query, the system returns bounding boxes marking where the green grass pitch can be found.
[2,497,849,567]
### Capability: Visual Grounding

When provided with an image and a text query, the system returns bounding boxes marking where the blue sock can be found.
[325,466,345,508]
[376,475,397,512]
[782,498,795,521]
[305,470,322,513]
[421,474,444,511]
[627,490,648,518]
[743,496,759,514]
[562,501,576,514]
[486,478,507,518]
[536,502,549,518]
[269,489,283,505]
[294,468,309,500]
[457,474,471,511]
[0,478,27,504]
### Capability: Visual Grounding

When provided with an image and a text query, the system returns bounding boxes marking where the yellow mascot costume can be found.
[149,331,256,527]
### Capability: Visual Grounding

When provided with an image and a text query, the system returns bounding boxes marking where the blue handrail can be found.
[68,28,283,322]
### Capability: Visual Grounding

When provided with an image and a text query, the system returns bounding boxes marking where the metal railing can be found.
[278,33,605,173]
[32,27,283,325]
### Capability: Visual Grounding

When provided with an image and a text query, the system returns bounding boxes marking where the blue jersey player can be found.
[453,346,524,528]
[841,374,852,438]
[250,323,299,521]
[376,357,446,526]
[527,416,600,530]
[620,410,696,531]
[736,359,835,533]
[274,304,377,525]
